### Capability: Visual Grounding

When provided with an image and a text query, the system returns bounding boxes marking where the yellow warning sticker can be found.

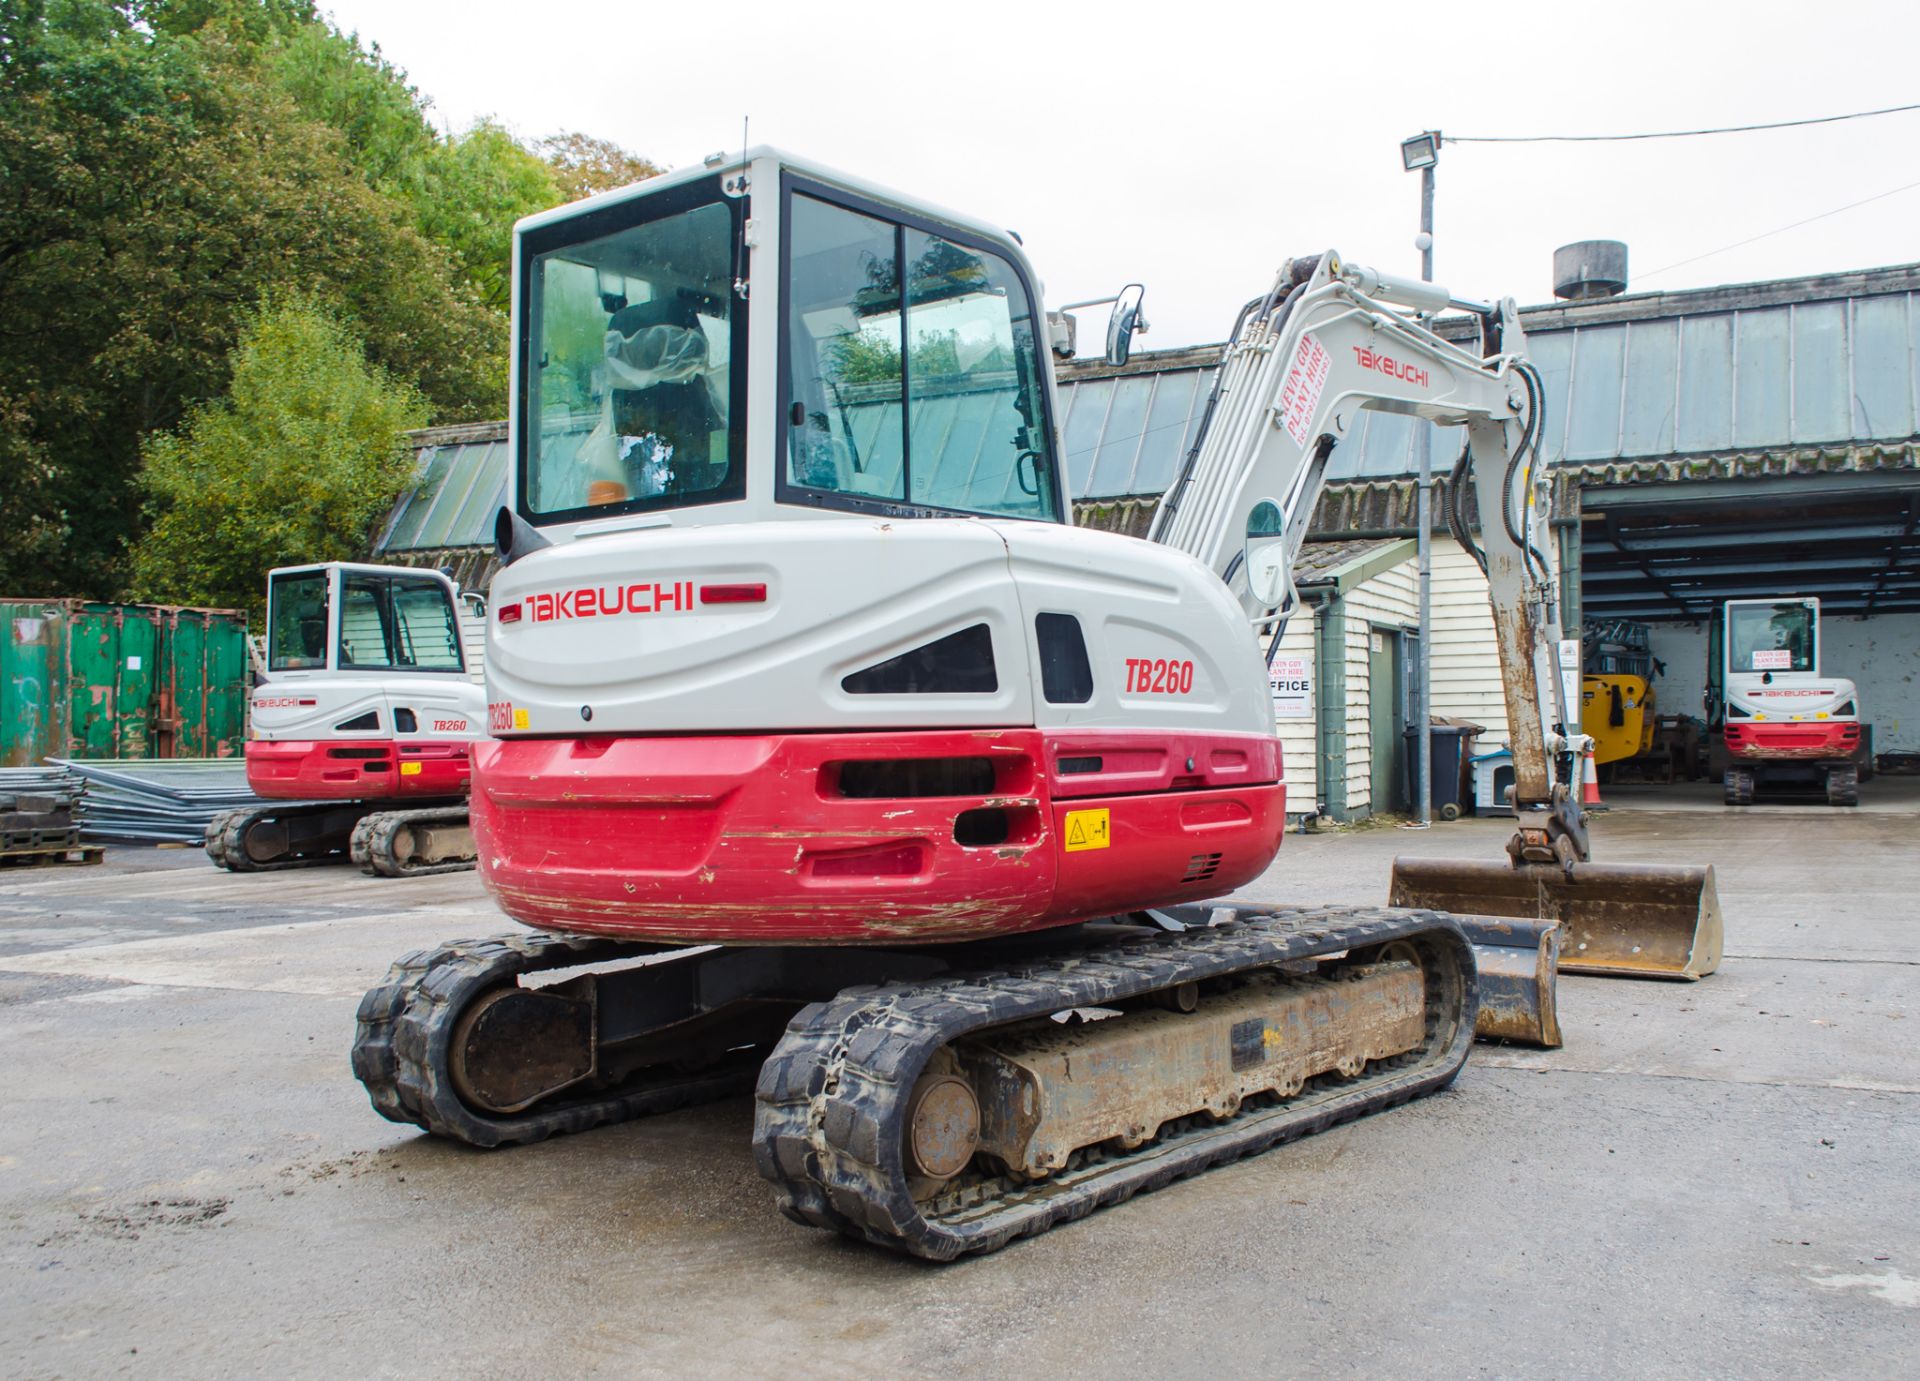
[399,761,422,776]
[1063,807,1111,852]
[513,708,529,730]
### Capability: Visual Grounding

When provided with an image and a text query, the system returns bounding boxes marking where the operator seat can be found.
[605,297,723,496]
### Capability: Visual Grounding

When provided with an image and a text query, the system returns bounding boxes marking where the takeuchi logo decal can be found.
[525,581,695,622]
[1353,345,1429,389]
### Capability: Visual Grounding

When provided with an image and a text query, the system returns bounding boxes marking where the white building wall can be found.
[1271,605,1319,815]
[1429,537,1510,748]
[1269,543,1526,818]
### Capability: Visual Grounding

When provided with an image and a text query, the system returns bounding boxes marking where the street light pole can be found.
[1402,131,1440,829]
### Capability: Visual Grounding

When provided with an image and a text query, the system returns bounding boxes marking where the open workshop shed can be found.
[376,260,1920,821]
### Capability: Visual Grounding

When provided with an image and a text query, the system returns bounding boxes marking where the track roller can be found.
[350,804,476,877]
[754,905,1474,1259]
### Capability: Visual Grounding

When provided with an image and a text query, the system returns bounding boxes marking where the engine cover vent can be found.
[1182,852,1223,883]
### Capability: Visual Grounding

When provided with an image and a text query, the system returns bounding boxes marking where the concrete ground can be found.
[1,802,1916,1379]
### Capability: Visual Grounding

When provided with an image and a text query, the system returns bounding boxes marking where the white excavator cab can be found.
[264,562,470,679]
[503,151,1066,554]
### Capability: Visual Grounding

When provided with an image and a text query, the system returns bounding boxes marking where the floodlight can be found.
[1401,132,1439,172]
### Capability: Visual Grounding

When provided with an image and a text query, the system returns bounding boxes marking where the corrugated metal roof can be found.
[1294,537,1407,582]
[1053,260,1920,491]
[376,262,1920,558]
[1309,440,1920,533]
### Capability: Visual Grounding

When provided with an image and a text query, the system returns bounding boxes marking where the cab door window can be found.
[784,196,906,501]
[338,574,465,672]
[267,570,330,671]
[783,185,1056,520]
[904,228,1052,516]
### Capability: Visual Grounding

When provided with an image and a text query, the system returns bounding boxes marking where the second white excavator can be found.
[208,562,486,876]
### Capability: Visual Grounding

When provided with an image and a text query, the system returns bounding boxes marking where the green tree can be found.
[266,13,431,185]
[0,0,661,597]
[406,120,561,311]
[540,131,662,203]
[0,0,501,596]
[263,20,568,309]
[130,300,427,617]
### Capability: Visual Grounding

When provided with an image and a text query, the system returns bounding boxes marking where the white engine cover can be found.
[1727,674,1859,721]
[483,518,1273,738]
[251,671,489,741]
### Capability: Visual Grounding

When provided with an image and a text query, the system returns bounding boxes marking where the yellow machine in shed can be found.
[1581,622,1659,768]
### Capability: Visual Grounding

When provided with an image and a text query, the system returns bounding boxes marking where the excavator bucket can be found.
[1450,915,1562,1048]
[1390,857,1724,981]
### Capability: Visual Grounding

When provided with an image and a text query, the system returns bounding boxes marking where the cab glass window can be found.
[784,187,1055,519]
[523,191,741,518]
[338,574,465,672]
[267,570,329,671]
[1727,601,1815,673]
[784,196,906,501]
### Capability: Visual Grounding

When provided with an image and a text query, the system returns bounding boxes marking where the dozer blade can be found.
[1451,915,1562,1048]
[1390,857,1723,981]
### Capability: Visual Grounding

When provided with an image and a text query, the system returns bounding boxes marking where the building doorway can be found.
[1369,626,1410,813]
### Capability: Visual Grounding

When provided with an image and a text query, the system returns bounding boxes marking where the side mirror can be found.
[1244,499,1289,607]
[1105,284,1147,367]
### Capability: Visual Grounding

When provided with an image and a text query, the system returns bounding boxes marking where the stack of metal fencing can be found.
[48,758,260,845]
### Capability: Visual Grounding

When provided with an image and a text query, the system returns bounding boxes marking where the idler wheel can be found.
[242,819,289,864]
[905,1069,980,1184]
[449,984,595,1115]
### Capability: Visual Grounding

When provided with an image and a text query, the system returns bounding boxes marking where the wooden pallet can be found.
[0,842,105,868]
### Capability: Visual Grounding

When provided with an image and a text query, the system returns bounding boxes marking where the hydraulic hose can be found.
[1499,362,1556,588]
[1149,294,1262,542]
[1446,441,1488,576]
[1152,265,1316,544]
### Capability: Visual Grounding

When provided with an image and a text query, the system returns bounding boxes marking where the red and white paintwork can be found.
[472,728,1283,944]
[1722,598,1862,768]
[476,517,1282,943]
[1724,719,1860,763]
[249,679,484,802]
[476,149,1547,947]
[246,738,473,802]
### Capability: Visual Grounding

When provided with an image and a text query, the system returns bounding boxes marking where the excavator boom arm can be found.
[1145,251,1573,821]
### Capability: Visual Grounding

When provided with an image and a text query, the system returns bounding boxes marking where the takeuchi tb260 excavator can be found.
[208,562,487,877]
[352,149,1723,1258]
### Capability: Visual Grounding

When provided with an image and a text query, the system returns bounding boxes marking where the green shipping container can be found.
[0,601,248,766]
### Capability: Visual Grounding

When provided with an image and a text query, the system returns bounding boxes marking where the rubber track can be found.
[351,930,751,1147]
[204,810,234,868]
[753,904,1475,1260]
[351,805,476,878]
[1826,764,1859,808]
[205,804,350,873]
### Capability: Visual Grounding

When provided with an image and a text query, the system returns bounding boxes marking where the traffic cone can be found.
[1581,743,1608,812]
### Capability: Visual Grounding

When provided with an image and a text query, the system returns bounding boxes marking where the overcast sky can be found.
[323,0,1920,349]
